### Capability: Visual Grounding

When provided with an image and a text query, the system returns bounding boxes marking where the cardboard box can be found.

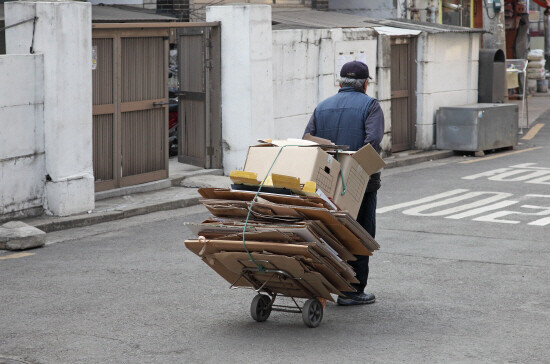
[244,145,341,198]
[332,144,386,219]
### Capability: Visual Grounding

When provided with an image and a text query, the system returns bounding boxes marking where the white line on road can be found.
[376,189,469,214]
[445,200,519,219]
[402,192,512,217]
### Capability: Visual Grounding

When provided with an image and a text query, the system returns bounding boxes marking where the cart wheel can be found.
[250,294,272,322]
[302,298,323,328]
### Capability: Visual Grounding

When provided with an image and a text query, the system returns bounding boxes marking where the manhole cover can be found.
[0,358,33,364]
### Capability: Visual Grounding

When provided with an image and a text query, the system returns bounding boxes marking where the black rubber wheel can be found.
[302,298,323,328]
[250,294,272,322]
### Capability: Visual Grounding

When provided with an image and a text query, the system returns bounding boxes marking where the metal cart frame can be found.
[230,259,326,328]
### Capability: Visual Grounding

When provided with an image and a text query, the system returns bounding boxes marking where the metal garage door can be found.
[391,37,417,153]
[92,26,169,192]
[177,24,222,169]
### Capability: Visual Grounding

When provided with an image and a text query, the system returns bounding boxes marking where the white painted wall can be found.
[0,54,45,219]
[210,4,481,169]
[89,0,143,5]
[206,4,274,174]
[271,28,384,141]
[3,1,94,217]
[416,32,480,149]
[329,0,396,18]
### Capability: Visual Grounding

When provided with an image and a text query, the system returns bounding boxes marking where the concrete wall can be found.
[416,32,480,149]
[89,0,143,5]
[210,4,481,172]
[329,0,396,19]
[271,28,391,151]
[0,54,45,221]
[206,5,274,174]
[376,34,392,154]
[329,0,439,23]
[2,1,94,218]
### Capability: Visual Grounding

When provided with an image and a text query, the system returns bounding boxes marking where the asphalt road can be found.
[1,116,549,363]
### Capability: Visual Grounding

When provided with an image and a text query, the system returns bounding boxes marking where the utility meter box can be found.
[436,103,518,153]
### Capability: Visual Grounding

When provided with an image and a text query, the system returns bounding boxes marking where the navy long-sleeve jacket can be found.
[303,86,384,191]
[303,87,384,153]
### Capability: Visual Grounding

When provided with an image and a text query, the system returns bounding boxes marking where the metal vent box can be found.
[436,103,518,152]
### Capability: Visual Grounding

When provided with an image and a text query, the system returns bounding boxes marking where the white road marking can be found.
[446,200,519,219]
[488,170,550,181]
[380,164,550,226]
[473,211,522,224]
[376,189,469,214]
[462,168,513,180]
[529,216,550,226]
[462,163,550,185]
[526,175,550,185]
[379,189,550,226]
[509,163,550,170]
[402,192,512,217]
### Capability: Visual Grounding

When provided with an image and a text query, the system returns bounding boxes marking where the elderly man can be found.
[304,60,384,306]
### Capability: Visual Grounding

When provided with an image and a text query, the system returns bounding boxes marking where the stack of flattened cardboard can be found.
[185,187,380,302]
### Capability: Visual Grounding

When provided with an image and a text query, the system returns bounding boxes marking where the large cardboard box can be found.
[244,146,341,197]
[332,144,385,219]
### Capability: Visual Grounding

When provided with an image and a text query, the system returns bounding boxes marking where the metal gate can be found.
[92,25,169,192]
[177,25,222,169]
[390,37,417,153]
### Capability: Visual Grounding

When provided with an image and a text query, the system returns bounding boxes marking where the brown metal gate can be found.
[177,25,222,169]
[390,37,417,153]
[92,26,169,192]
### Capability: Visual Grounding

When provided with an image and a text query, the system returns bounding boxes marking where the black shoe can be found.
[337,292,376,306]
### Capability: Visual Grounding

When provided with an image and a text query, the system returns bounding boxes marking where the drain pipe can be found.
[427,0,438,22]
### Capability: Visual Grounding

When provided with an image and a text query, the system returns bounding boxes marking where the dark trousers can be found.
[347,190,377,294]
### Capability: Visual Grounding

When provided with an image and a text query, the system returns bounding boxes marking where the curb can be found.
[384,150,454,169]
[32,195,201,233]
[95,168,223,201]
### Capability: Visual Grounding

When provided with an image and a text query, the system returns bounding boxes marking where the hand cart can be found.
[230,259,327,328]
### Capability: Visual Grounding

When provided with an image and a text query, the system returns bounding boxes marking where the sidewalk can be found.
[22,149,453,233]
[509,90,550,129]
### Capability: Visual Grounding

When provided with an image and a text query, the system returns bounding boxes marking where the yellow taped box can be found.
[243,146,341,197]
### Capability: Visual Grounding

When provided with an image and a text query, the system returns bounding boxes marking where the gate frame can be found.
[91,22,220,192]
[390,35,418,153]
[176,24,222,169]
[92,26,170,192]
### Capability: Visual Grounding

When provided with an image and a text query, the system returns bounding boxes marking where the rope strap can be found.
[242,144,303,272]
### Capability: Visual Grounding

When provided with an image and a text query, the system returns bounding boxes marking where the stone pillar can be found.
[5,1,94,216]
[206,5,274,174]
